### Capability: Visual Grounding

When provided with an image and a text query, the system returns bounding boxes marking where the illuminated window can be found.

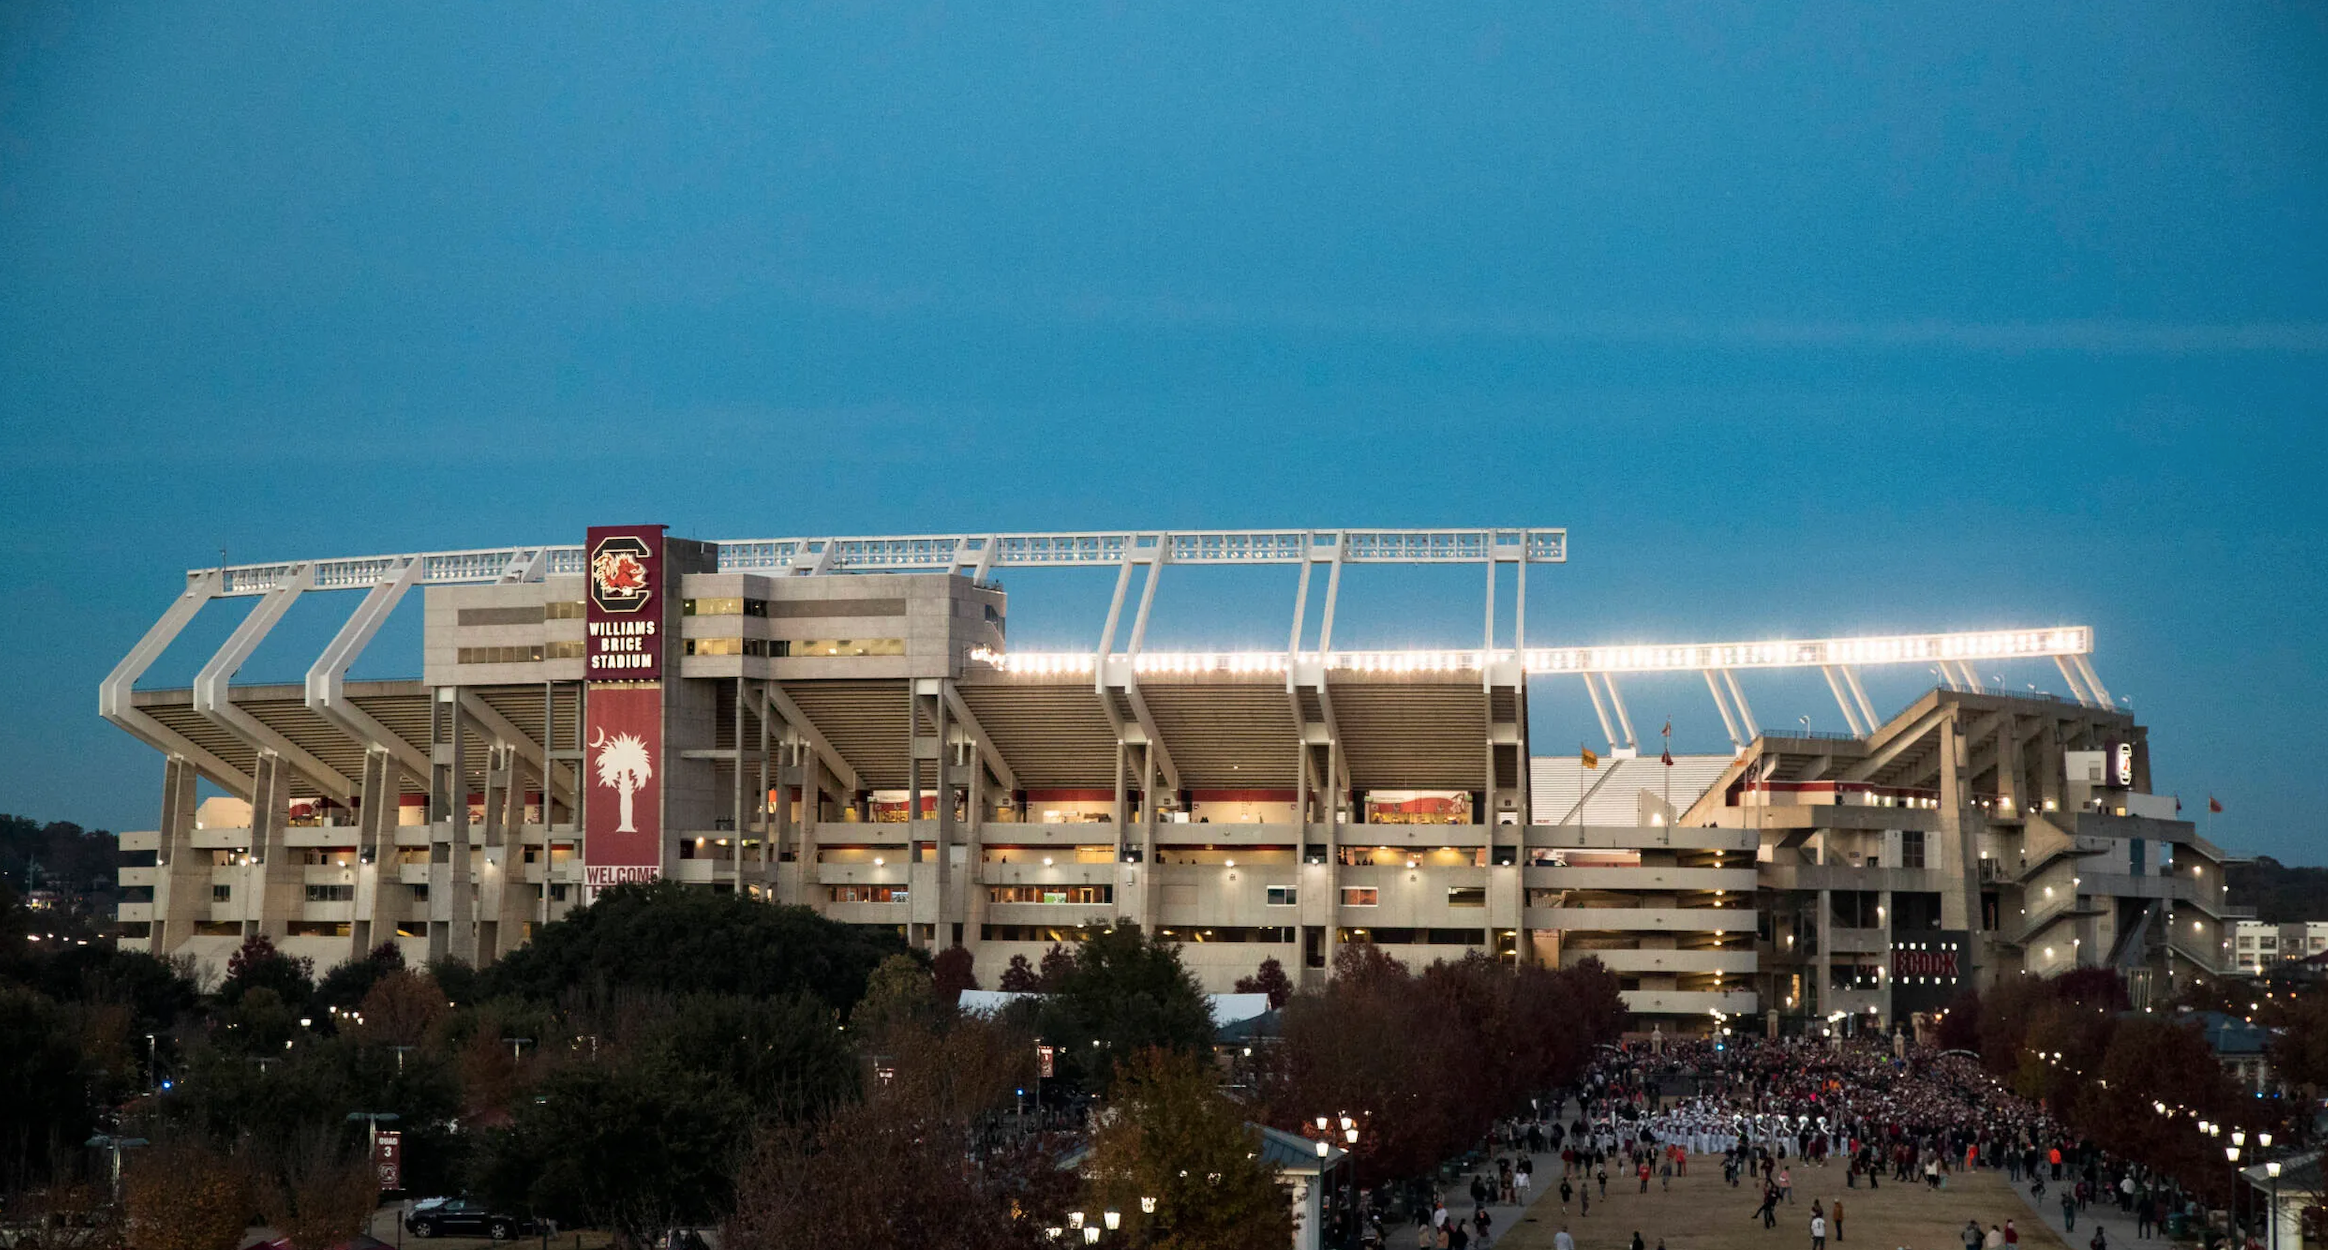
[789,638,906,657]
[1341,887,1380,907]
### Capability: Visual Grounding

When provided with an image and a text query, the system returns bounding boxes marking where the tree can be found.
[1232,957,1294,1010]
[650,992,856,1122]
[932,945,980,1004]
[0,984,94,1185]
[476,1059,754,1245]
[998,954,1041,992]
[722,1014,1062,1250]
[314,943,406,1017]
[1034,926,1213,1090]
[124,1142,252,1250]
[349,968,451,1048]
[480,881,908,1011]
[220,934,314,1009]
[258,1128,379,1250]
[854,952,938,1038]
[1036,942,1077,991]
[1084,1049,1296,1250]
[2272,991,2328,1126]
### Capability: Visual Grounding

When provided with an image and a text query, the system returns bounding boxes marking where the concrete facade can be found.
[105,527,2217,1029]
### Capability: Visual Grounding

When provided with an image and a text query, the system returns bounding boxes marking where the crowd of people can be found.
[1362,1031,2214,1250]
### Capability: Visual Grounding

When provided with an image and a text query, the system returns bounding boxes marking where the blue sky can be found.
[2,3,2323,861]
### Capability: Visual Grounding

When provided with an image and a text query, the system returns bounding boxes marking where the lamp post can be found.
[2226,1143,2242,1242]
[2264,1162,2281,1250]
[85,1134,148,1201]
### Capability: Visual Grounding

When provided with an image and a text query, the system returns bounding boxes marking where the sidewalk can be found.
[2012,1179,2178,1250]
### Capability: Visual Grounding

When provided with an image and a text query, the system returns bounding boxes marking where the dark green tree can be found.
[480,881,908,1010]
[1034,925,1213,1090]
[475,1059,753,1243]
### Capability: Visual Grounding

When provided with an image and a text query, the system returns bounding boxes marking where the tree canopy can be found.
[479,880,910,1010]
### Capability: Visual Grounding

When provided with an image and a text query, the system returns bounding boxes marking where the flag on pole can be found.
[1580,745,1599,770]
[2208,795,2223,813]
[1661,745,1673,766]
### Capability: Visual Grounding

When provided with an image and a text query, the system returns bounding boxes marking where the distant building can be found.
[2232,920,2328,974]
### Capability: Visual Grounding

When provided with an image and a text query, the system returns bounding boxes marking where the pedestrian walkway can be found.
[2011,1179,2177,1250]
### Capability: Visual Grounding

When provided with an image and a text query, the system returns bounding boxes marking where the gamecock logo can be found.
[590,534,654,614]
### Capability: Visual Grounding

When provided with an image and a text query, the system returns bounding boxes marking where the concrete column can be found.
[1816,831,1833,1021]
[429,688,475,965]
[1877,887,1895,1028]
[1937,714,1979,955]
[1996,712,2022,818]
[964,714,987,952]
[933,687,955,949]
[156,755,205,953]
[477,744,528,963]
[250,751,298,941]
[351,748,397,958]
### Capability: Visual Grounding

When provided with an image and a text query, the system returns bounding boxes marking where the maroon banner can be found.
[585,682,663,893]
[373,1130,403,1191]
[586,525,667,681]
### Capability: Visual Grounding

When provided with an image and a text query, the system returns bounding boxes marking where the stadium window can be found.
[212,884,231,902]
[544,600,585,619]
[1900,830,1926,869]
[682,598,745,616]
[829,885,909,903]
[457,645,545,664]
[790,638,905,657]
[1340,887,1379,907]
[684,637,746,657]
[544,640,584,660]
[303,884,354,903]
[1446,886,1487,908]
[1266,885,1297,906]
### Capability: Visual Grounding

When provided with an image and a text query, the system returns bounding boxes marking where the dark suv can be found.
[404,1198,533,1240]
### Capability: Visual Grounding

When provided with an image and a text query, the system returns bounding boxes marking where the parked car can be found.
[404,1198,533,1241]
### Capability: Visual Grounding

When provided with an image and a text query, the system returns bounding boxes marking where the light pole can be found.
[2226,1140,2242,1242]
[2264,1162,2281,1250]
[85,1134,148,1201]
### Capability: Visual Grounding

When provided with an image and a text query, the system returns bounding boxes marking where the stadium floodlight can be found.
[971,627,2092,677]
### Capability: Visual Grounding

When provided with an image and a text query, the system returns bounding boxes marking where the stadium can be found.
[102,525,2242,1031]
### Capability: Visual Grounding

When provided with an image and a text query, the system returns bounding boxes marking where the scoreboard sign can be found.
[583,525,669,897]
[1890,932,1969,1015]
[586,527,666,679]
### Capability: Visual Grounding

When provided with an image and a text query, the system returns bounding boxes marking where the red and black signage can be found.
[584,682,663,894]
[583,525,668,896]
[373,1130,403,1192]
[1893,945,1958,979]
[586,525,666,681]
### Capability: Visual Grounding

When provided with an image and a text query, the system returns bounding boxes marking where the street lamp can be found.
[85,1135,148,1200]
[2227,1144,2243,1237]
[1083,1228,1100,1245]
[1141,1197,1156,1214]
[2265,1162,2282,1250]
[1103,1211,1120,1231]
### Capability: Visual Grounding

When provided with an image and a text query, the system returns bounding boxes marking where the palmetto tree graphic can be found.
[589,728,653,832]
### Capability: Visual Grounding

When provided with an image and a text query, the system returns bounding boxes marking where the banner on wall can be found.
[585,684,663,891]
[586,525,666,680]
[583,525,668,896]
